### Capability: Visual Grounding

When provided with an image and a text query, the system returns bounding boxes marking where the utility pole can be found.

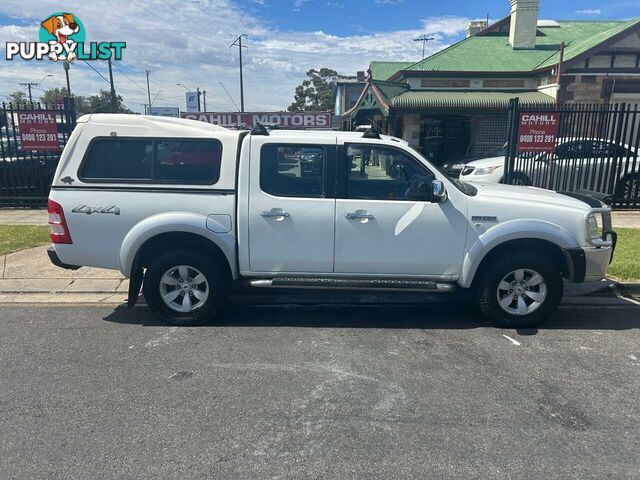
[145,69,152,114]
[202,90,207,111]
[230,34,247,112]
[196,87,201,111]
[20,74,52,104]
[63,61,71,97]
[107,58,117,112]
[413,34,435,60]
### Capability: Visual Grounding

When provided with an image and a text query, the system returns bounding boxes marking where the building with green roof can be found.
[341,0,640,166]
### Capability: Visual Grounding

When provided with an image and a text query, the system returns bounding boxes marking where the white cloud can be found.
[0,1,469,112]
[575,8,601,15]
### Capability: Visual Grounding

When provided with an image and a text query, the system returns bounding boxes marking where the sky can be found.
[1,0,638,113]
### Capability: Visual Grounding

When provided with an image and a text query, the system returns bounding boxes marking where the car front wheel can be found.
[477,252,563,328]
[143,249,229,326]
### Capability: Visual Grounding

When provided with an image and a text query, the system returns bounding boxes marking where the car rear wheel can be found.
[615,174,640,199]
[477,252,563,328]
[143,249,229,326]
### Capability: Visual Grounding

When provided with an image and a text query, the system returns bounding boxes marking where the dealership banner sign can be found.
[516,112,559,152]
[18,111,60,151]
[181,112,332,129]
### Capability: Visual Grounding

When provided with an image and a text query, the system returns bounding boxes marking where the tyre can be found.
[477,252,563,328]
[143,249,229,326]
[507,172,531,186]
[615,174,640,199]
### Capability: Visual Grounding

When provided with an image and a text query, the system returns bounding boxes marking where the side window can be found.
[80,139,153,180]
[155,140,222,183]
[80,138,222,184]
[260,144,325,198]
[346,145,433,200]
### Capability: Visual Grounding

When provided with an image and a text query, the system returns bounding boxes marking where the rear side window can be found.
[80,138,222,184]
[260,144,325,197]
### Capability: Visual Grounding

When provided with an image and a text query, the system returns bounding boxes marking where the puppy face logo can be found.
[39,12,84,62]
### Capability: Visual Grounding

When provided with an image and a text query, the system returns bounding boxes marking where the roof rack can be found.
[362,126,381,139]
[251,123,269,136]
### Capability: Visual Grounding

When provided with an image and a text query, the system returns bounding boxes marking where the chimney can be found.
[356,71,365,81]
[509,0,539,49]
[465,21,488,37]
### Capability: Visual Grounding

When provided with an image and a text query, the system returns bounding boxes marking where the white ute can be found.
[48,114,616,327]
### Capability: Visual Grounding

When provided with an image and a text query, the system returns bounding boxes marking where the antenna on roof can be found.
[413,34,435,60]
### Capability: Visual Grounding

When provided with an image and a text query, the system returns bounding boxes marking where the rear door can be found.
[247,136,336,273]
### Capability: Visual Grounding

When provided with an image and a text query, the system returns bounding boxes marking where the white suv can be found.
[47,114,616,327]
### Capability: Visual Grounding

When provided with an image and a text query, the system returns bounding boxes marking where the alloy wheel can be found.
[496,268,547,316]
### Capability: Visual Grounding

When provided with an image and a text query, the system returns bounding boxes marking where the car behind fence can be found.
[504,99,640,209]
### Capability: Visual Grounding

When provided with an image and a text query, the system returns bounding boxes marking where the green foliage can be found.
[84,89,134,114]
[39,87,70,106]
[287,68,338,112]
[608,228,640,281]
[0,225,50,256]
[7,90,27,105]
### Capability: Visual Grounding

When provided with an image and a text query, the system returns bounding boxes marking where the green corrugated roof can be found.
[375,80,410,104]
[369,61,415,80]
[392,90,554,108]
[403,20,639,73]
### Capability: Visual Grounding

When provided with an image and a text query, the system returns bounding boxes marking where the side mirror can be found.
[431,180,447,203]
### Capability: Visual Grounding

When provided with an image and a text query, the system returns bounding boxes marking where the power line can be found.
[112,62,147,92]
[81,60,110,84]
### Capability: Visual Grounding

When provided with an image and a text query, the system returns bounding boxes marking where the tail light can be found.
[48,199,72,244]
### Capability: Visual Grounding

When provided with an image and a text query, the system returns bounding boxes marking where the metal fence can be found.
[0,97,76,208]
[504,99,640,209]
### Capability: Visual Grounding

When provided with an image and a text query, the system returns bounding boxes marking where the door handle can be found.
[345,211,375,220]
[260,208,290,218]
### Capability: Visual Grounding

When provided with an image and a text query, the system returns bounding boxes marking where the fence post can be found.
[504,97,519,185]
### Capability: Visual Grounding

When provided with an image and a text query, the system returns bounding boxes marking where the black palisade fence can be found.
[504,98,640,209]
[0,97,76,208]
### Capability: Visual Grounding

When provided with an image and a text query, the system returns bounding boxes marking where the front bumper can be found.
[582,245,614,282]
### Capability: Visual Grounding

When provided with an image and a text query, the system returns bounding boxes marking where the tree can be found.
[287,68,338,112]
[85,90,134,114]
[40,87,70,106]
[7,90,27,104]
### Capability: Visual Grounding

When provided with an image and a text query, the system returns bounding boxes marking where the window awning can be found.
[392,90,555,109]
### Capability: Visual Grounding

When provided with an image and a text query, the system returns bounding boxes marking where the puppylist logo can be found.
[6,12,126,62]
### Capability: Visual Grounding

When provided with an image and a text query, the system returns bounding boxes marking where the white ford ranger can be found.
[47,114,616,327]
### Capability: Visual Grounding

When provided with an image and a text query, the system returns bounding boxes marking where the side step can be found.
[248,277,455,292]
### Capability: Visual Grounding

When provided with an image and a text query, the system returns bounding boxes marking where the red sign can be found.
[516,112,559,152]
[17,111,60,151]
[181,112,332,129]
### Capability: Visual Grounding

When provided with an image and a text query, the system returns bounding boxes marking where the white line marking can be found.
[502,334,521,346]
[628,354,638,361]
[609,284,640,306]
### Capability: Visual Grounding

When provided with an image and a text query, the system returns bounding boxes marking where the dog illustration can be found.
[40,13,80,62]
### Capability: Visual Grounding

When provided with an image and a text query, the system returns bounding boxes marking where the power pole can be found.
[107,58,117,112]
[63,61,72,97]
[202,90,207,111]
[19,83,36,103]
[145,69,152,114]
[196,87,201,111]
[413,34,434,60]
[230,34,247,112]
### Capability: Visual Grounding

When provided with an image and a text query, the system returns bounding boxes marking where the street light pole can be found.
[196,87,201,111]
[63,61,71,96]
[230,34,247,112]
[145,69,152,115]
[202,90,207,111]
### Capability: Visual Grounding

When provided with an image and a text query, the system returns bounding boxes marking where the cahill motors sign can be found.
[182,112,332,129]
[516,112,559,152]
[5,12,125,62]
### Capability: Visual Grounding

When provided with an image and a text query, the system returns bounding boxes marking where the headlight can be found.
[473,165,502,175]
[451,163,465,170]
[586,214,600,242]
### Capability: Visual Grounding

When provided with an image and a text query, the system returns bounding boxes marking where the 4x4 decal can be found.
[72,205,120,215]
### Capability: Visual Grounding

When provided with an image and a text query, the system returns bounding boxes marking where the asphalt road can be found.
[1,299,640,479]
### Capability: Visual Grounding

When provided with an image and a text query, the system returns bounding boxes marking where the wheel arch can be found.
[459,220,579,288]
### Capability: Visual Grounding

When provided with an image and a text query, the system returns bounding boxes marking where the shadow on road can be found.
[102,292,640,332]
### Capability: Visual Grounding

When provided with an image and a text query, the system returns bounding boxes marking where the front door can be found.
[334,143,468,277]
[248,138,336,273]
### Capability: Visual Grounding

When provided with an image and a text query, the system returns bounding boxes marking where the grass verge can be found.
[608,228,640,282]
[0,225,50,256]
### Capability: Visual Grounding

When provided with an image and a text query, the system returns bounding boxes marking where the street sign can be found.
[181,111,332,129]
[149,106,180,118]
[516,112,559,152]
[185,92,198,112]
[17,110,60,151]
